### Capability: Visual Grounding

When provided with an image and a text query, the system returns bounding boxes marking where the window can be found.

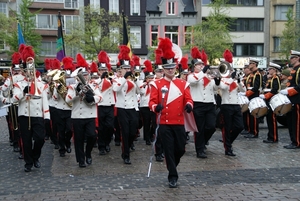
[34,0,63,2]
[231,18,263,31]
[202,0,212,5]
[168,2,175,15]
[65,0,78,9]
[36,14,58,29]
[184,26,192,45]
[90,0,100,10]
[151,25,159,47]
[109,0,119,14]
[275,5,293,20]
[0,3,7,15]
[237,0,264,6]
[41,41,57,56]
[234,44,263,56]
[273,37,281,52]
[130,26,141,49]
[130,0,140,16]
[65,15,79,34]
[110,27,119,44]
[165,26,178,44]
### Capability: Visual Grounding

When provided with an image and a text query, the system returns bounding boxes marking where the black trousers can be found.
[19,116,45,169]
[72,118,96,164]
[97,105,114,150]
[220,105,243,152]
[286,104,300,146]
[193,102,216,153]
[114,116,121,143]
[56,109,72,154]
[243,110,250,131]
[159,125,186,182]
[265,102,278,142]
[49,106,58,145]
[140,107,155,142]
[7,105,20,148]
[117,108,138,159]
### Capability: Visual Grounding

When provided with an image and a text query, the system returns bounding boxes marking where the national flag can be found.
[56,12,66,62]
[122,12,132,58]
[17,21,25,46]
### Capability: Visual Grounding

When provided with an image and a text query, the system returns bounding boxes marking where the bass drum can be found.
[277,115,288,127]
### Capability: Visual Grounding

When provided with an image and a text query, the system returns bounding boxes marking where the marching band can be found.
[1,39,300,188]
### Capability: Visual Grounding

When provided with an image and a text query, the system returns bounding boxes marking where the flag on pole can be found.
[17,21,25,46]
[56,11,66,62]
[122,11,132,58]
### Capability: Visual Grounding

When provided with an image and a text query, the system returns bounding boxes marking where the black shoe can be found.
[130,144,135,151]
[54,144,59,149]
[115,142,120,146]
[105,145,111,153]
[124,158,131,164]
[283,144,299,149]
[197,152,207,158]
[156,155,164,162]
[240,129,249,135]
[66,147,72,153]
[146,140,151,145]
[244,134,258,138]
[18,154,24,159]
[161,153,165,158]
[86,157,92,165]
[60,153,65,157]
[79,163,86,168]
[263,139,277,143]
[99,149,106,155]
[24,167,31,172]
[13,147,20,152]
[10,141,14,146]
[169,179,177,188]
[225,151,236,156]
[33,160,41,168]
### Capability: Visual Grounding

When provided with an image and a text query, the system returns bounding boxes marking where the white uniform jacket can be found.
[97,78,115,106]
[218,77,246,105]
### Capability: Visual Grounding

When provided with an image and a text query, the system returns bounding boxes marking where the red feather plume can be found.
[98,51,109,63]
[106,63,112,72]
[76,53,89,68]
[223,49,233,63]
[62,57,73,71]
[158,38,175,59]
[143,60,153,73]
[155,49,163,65]
[18,44,26,55]
[118,45,131,60]
[201,49,208,65]
[44,58,51,71]
[35,70,41,78]
[12,52,21,65]
[132,55,141,66]
[191,47,201,59]
[52,59,61,70]
[21,46,35,62]
[90,62,98,73]
[180,57,188,70]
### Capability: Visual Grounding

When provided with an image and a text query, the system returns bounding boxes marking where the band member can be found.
[280,50,300,149]
[240,63,251,135]
[240,58,262,138]
[112,45,140,165]
[96,51,115,155]
[65,54,102,167]
[10,46,50,172]
[280,68,291,89]
[187,47,217,159]
[52,57,74,157]
[149,38,193,188]
[259,62,281,143]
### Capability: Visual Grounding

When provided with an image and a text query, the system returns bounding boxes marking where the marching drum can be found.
[248,97,268,118]
[269,93,292,116]
[239,95,249,113]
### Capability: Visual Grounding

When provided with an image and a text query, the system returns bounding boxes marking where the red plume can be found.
[106,63,112,72]
[132,55,141,66]
[52,59,61,70]
[35,70,41,78]
[155,49,163,65]
[90,62,98,73]
[62,57,73,71]
[21,45,35,61]
[44,58,51,71]
[76,54,89,68]
[118,45,131,60]
[158,38,175,59]
[223,49,233,63]
[98,51,109,63]
[143,60,153,73]
[180,57,188,70]
[191,47,201,59]
[12,52,21,65]
[201,49,208,65]
[18,44,26,55]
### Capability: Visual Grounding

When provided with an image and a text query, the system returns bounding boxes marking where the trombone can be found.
[5,67,18,130]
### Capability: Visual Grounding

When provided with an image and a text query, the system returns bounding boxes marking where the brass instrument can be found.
[207,61,233,78]
[108,71,114,79]
[53,70,72,107]
[74,68,95,105]
[235,69,245,80]
[5,67,18,130]
[47,69,59,94]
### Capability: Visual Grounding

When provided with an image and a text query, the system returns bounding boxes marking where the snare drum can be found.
[248,97,268,118]
[238,95,249,113]
[269,93,292,116]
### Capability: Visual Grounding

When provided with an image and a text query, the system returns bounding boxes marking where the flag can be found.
[17,21,25,46]
[56,12,66,62]
[122,12,132,58]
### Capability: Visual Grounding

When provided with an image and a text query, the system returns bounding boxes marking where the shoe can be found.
[86,157,92,165]
[197,152,207,158]
[156,155,164,162]
[18,154,24,159]
[44,136,49,140]
[263,139,277,143]
[240,129,249,135]
[130,144,135,151]
[66,147,71,153]
[244,134,258,138]
[124,158,131,164]
[13,147,20,152]
[219,139,223,143]
[24,167,31,172]
[10,141,14,146]
[54,144,59,149]
[79,163,86,168]
[169,179,177,188]
[105,145,111,153]
[283,144,299,149]
[161,153,165,158]
[146,140,151,145]
[99,149,106,155]
[225,151,236,156]
[115,142,120,146]
[60,153,65,157]
[33,160,41,168]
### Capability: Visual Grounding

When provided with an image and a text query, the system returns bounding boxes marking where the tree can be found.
[64,5,124,60]
[4,0,42,56]
[186,0,234,65]
[279,8,300,62]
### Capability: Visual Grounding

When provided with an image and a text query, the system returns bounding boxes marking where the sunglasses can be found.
[290,56,298,59]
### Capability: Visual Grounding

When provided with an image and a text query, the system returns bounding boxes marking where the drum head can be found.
[241,104,248,113]
[274,103,292,116]
[251,107,268,118]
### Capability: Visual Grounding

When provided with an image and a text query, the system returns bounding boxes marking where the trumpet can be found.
[53,70,72,107]
[133,71,140,81]
[207,61,233,78]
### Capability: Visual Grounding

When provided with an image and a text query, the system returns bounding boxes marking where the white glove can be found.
[259,94,265,99]
[238,92,246,96]
[280,89,288,95]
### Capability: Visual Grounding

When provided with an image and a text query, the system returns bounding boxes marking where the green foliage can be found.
[64,5,124,60]
[186,0,234,65]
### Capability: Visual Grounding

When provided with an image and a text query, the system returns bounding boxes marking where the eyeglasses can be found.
[290,56,298,59]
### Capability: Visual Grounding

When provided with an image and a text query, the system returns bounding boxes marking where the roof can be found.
[146,0,195,12]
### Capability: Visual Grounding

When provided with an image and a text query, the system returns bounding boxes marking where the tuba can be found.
[53,70,72,107]
[207,61,233,78]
